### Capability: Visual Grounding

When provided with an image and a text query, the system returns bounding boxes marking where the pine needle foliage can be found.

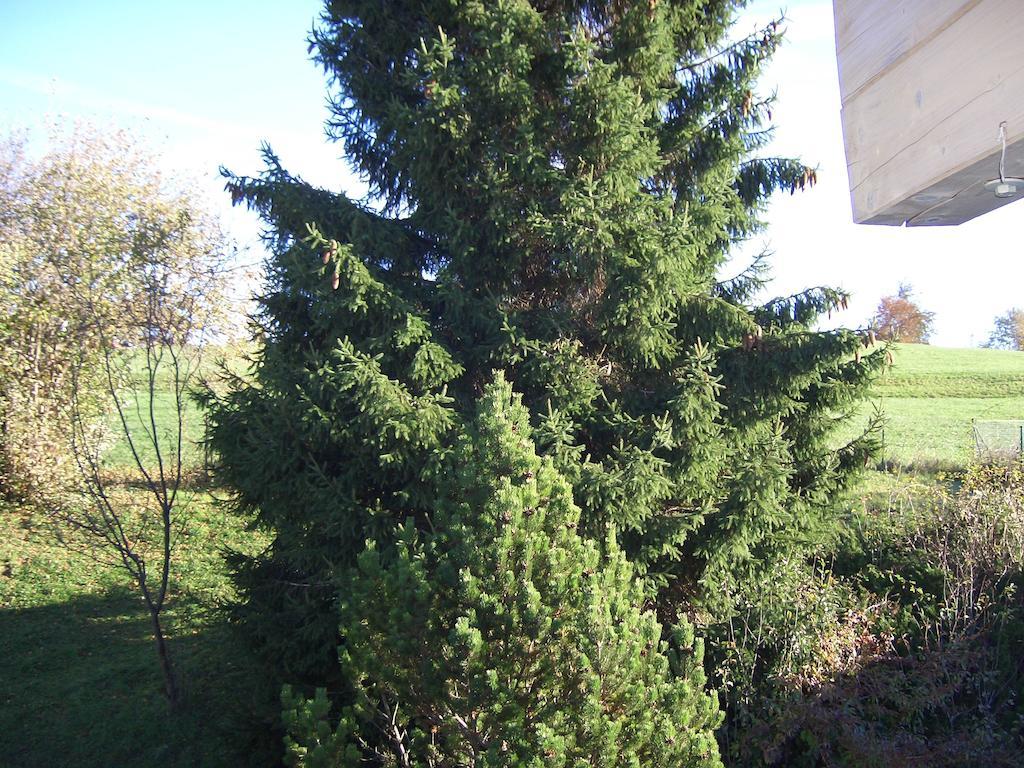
[281,376,722,766]
[204,0,883,747]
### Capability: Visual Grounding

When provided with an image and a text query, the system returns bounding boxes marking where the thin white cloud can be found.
[0,68,250,137]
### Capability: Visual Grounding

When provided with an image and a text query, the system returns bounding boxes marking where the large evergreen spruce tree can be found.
[207,0,883,757]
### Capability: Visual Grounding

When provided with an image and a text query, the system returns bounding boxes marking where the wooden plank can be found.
[870,134,1024,226]
[847,66,1024,223]
[834,0,980,101]
[839,0,1024,223]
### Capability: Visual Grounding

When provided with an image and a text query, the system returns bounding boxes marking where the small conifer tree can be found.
[206,0,883,749]
[281,376,722,766]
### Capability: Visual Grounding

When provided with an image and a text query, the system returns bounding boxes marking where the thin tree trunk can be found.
[149,608,179,707]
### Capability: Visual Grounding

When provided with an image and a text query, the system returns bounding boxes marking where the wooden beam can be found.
[834,0,1024,225]
[835,0,981,100]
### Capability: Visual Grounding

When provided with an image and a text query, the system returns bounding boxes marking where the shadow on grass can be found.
[874,457,966,476]
[96,466,218,494]
[0,588,274,768]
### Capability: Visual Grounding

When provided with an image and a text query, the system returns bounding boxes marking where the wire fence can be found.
[974,420,1024,463]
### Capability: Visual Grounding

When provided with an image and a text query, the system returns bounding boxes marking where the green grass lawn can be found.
[101,345,247,470]
[840,343,1024,469]
[872,344,1024,398]
[0,494,270,767]
[0,345,269,767]
[102,388,207,470]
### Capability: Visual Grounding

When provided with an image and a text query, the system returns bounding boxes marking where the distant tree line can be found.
[870,283,1023,351]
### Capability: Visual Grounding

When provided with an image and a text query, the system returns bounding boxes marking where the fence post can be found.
[203,413,212,479]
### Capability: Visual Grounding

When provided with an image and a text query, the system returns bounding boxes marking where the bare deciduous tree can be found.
[64,238,226,706]
[67,345,191,704]
[0,123,237,706]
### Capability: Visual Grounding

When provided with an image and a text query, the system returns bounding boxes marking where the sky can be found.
[1,0,1021,347]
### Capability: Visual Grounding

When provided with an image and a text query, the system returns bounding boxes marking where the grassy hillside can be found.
[843,343,1024,469]
[872,344,1024,398]
[102,345,249,469]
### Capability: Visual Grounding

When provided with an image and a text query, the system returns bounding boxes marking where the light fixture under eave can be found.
[986,122,1024,199]
[984,177,1024,199]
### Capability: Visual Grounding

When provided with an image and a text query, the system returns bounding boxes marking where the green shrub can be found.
[720,464,1024,767]
[281,378,723,767]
